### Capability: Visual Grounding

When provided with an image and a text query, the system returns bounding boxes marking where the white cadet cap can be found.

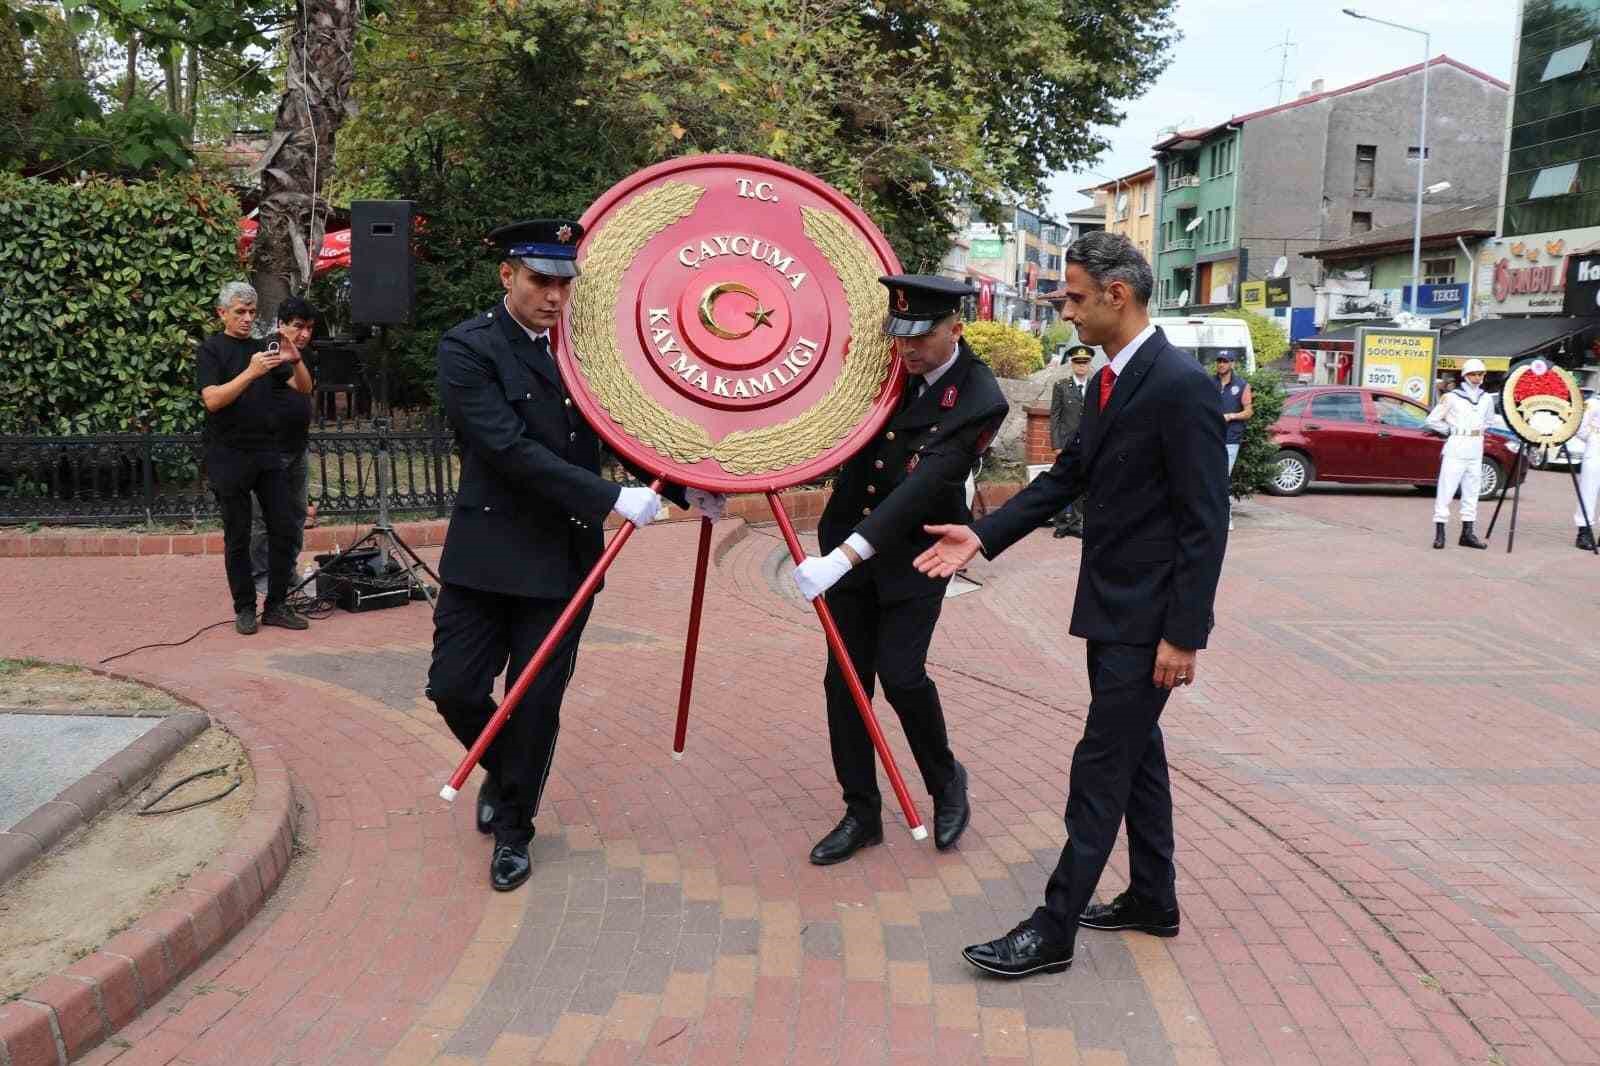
[1462,358,1487,375]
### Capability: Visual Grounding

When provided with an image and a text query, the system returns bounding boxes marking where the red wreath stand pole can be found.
[439,479,664,801]
[671,516,715,758]
[766,491,928,841]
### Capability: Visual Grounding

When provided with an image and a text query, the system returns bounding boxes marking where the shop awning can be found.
[1436,316,1592,371]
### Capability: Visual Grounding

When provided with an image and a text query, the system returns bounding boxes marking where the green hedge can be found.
[0,174,240,434]
[963,320,1045,378]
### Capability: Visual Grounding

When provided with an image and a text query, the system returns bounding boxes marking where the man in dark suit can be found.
[1047,344,1096,537]
[915,232,1229,978]
[791,275,1008,865]
[427,219,716,892]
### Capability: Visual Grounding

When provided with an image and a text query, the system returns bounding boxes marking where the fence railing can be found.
[0,414,460,526]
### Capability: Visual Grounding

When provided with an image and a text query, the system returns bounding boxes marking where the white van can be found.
[1149,316,1257,374]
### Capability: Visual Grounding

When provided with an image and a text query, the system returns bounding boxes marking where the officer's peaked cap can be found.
[878,274,975,337]
[489,218,584,278]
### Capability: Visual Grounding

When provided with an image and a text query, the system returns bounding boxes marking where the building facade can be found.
[1152,57,1508,330]
[1473,0,1600,322]
[958,205,1068,329]
[1082,167,1156,264]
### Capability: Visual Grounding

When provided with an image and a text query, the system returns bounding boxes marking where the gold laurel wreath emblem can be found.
[567,180,894,475]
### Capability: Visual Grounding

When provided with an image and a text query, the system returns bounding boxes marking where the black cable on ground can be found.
[136,764,241,815]
[98,586,341,665]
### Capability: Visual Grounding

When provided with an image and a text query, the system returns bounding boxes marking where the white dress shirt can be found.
[1105,323,1157,381]
[503,298,551,348]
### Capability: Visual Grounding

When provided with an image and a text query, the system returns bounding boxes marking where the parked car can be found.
[1265,386,1525,498]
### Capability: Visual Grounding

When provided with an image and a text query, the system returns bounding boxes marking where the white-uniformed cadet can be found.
[1574,392,1600,552]
[1425,357,1493,550]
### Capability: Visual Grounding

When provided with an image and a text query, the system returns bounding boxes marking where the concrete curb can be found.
[0,717,298,1066]
[0,713,210,891]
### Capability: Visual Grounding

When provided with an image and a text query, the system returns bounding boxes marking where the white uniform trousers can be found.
[1434,451,1483,523]
[1575,451,1600,531]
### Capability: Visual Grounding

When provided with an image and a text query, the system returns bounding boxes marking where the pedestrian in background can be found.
[1574,390,1600,551]
[1214,352,1252,532]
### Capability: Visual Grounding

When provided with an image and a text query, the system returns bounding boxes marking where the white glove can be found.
[685,488,728,521]
[613,485,663,527]
[791,548,853,601]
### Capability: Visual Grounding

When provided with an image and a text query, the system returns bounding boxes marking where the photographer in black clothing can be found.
[196,281,313,635]
[248,296,319,596]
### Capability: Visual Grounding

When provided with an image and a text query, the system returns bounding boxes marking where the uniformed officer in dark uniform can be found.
[427,219,709,892]
[791,275,1009,864]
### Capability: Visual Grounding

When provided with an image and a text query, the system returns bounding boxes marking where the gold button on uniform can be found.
[564,398,572,407]
[568,431,577,441]
[866,485,877,495]
[873,460,884,469]
[885,431,896,441]
[862,507,872,515]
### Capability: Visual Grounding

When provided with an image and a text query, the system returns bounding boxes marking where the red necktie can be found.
[1098,367,1116,412]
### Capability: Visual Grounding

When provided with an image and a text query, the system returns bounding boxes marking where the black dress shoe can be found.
[1577,528,1596,552]
[808,812,883,865]
[1078,890,1180,937]
[1458,521,1489,550]
[962,922,1072,978]
[475,775,498,835]
[490,842,531,891]
[934,762,970,851]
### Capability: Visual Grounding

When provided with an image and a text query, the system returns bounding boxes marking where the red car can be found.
[1265,386,1524,498]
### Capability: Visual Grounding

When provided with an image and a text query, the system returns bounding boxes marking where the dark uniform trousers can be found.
[815,341,1008,824]
[427,586,593,846]
[1031,640,1177,945]
[208,443,298,613]
[823,583,956,822]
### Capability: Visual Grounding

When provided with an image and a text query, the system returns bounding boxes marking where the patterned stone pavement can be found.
[5,469,1600,1066]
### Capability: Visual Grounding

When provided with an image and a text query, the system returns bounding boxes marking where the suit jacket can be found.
[973,328,1228,649]
[436,306,683,599]
[1049,373,1092,451]
[819,340,1008,603]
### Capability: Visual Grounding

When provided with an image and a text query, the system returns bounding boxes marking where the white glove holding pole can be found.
[613,485,663,527]
[685,488,728,522]
[792,548,853,601]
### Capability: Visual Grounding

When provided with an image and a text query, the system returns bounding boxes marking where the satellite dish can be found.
[1115,192,1130,216]
[1177,288,1190,306]
[1184,216,1204,232]
[1271,255,1289,278]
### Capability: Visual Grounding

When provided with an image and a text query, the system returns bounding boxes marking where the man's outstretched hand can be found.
[914,524,981,578]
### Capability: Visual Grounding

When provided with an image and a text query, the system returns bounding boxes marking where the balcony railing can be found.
[1163,237,1195,251]
[1166,174,1200,190]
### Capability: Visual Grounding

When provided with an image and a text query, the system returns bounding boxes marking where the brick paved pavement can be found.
[3,469,1599,1065]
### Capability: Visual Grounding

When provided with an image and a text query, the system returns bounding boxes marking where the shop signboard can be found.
[1356,327,1438,405]
[1241,281,1266,311]
[1563,253,1600,317]
[1329,288,1403,320]
[1400,283,1470,318]
[1475,226,1600,316]
[969,238,1005,260]
[1265,277,1292,307]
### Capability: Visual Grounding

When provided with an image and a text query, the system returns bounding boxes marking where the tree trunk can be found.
[250,0,360,329]
[183,44,199,131]
[121,32,141,107]
[164,46,180,114]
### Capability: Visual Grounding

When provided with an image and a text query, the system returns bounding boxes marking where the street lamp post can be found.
[1343,9,1430,316]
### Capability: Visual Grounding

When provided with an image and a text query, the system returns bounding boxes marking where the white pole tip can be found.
[671,751,684,761]
[910,824,929,841]
[439,785,458,801]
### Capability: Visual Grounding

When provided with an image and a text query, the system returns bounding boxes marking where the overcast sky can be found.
[1047,0,1519,217]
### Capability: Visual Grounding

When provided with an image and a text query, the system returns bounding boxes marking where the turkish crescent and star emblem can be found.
[556,155,904,493]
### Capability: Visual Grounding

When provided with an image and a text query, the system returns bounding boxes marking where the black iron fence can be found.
[0,412,459,526]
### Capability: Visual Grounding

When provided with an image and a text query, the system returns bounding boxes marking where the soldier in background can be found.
[1048,345,1095,537]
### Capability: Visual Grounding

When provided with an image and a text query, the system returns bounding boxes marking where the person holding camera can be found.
[197,281,314,634]
[249,296,320,598]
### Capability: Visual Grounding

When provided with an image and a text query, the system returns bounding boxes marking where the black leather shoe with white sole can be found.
[962,922,1073,978]
[1078,891,1180,937]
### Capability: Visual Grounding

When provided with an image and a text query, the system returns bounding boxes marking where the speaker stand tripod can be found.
[302,326,440,606]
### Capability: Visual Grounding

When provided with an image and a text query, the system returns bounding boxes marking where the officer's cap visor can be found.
[514,255,581,279]
[883,313,951,338]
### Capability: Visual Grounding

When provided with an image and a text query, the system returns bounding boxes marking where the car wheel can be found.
[1478,458,1503,500]
[1266,450,1314,496]
[1529,447,1550,471]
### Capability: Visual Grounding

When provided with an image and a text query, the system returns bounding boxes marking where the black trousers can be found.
[823,583,958,822]
[426,583,591,846]
[1032,640,1177,946]
[208,444,298,614]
